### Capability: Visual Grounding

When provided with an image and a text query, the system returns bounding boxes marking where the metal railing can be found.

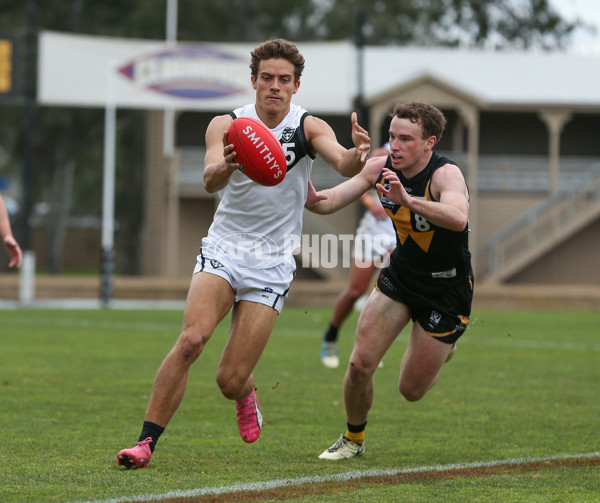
[476,162,600,282]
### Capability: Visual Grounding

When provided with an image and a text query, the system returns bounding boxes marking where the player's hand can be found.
[222,131,241,172]
[376,168,411,206]
[350,112,371,163]
[305,180,328,209]
[4,235,22,268]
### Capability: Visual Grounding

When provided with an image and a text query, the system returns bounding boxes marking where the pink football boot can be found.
[116,437,152,469]
[235,388,263,443]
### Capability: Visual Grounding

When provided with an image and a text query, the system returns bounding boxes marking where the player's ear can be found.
[293,79,300,94]
[251,75,258,90]
[425,135,437,150]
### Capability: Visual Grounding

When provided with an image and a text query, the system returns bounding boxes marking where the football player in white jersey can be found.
[117,37,371,469]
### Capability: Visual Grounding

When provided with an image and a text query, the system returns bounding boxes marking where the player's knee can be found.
[178,329,208,361]
[399,382,427,402]
[215,368,246,400]
[398,379,429,402]
[348,355,374,380]
[347,285,367,301]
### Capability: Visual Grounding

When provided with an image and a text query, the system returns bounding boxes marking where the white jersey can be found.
[202,103,314,270]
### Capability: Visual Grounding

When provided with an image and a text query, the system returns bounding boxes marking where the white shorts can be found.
[193,247,294,313]
[353,212,396,261]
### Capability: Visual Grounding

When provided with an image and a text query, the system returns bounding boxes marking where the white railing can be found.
[476,162,600,282]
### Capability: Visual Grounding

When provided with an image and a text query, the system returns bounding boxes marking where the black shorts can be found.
[376,266,474,344]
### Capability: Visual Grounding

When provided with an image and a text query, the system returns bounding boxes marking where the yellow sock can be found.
[345,429,365,445]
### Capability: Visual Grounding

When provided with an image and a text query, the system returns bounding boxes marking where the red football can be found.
[227,117,287,186]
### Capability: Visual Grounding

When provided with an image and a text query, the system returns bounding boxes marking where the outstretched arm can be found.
[305,176,372,215]
[305,112,371,177]
[305,157,385,215]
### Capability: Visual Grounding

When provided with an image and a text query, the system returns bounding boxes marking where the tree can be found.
[173,0,583,50]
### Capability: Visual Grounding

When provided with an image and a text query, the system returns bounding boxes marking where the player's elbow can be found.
[306,202,333,215]
[203,172,223,193]
[451,219,468,232]
[446,213,468,232]
[203,180,218,193]
[337,161,362,178]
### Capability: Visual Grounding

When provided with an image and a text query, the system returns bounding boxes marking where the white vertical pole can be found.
[163,0,179,274]
[166,0,178,42]
[101,61,116,307]
[163,0,178,157]
[18,250,36,305]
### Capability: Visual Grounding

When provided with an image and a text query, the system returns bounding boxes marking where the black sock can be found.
[139,421,165,453]
[323,323,339,343]
[347,421,367,433]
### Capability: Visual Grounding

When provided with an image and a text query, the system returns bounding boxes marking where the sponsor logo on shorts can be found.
[378,273,396,292]
[431,268,457,278]
[210,259,224,269]
[263,287,273,293]
[454,324,467,334]
[428,311,442,328]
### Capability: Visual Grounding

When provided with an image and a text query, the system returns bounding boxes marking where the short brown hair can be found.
[390,101,447,142]
[250,38,305,83]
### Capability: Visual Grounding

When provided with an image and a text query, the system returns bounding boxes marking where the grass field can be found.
[1,306,599,502]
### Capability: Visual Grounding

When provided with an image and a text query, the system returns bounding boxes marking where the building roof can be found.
[362,45,600,109]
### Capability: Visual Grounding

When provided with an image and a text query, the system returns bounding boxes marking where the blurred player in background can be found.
[306,101,473,460]
[116,37,371,469]
[320,144,395,369]
[0,194,22,268]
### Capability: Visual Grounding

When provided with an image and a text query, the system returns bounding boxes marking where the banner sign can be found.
[38,31,354,112]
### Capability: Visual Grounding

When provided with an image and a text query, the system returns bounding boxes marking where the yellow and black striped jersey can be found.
[375,152,472,289]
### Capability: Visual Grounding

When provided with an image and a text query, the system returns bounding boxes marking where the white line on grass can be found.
[76,451,600,503]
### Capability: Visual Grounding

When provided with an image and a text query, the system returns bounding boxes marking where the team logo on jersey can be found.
[280,126,309,171]
[281,127,295,142]
[379,182,396,210]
